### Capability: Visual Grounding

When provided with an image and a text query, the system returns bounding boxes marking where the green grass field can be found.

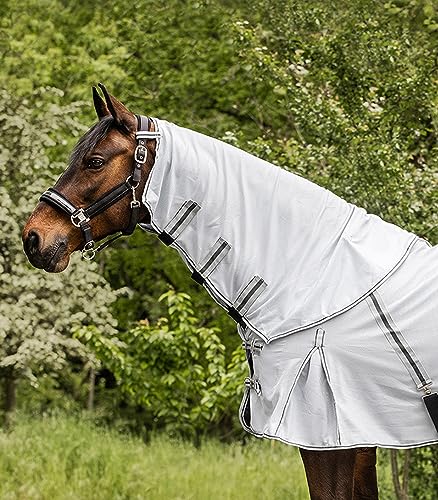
[0,415,394,499]
[0,415,309,500]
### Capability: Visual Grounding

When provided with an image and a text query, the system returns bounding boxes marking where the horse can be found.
[23,85,438,499]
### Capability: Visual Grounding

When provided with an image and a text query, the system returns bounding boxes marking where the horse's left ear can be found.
[98,83,137,135]
[93,86,110,119]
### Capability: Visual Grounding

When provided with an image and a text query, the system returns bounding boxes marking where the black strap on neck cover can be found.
[40,115,160,260]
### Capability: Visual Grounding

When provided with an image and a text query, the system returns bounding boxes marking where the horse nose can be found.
[24,230,40,256]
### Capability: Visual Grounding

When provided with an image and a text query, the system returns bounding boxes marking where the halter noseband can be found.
[40,115,160,260]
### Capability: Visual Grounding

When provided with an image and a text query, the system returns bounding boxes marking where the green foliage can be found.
[0,87,117,392]
[101,230,232,332]
[407,446,438,499]
[77,289,246,439]
[231,0,437,242]
[1,1,437,496]
[385,0,438,34]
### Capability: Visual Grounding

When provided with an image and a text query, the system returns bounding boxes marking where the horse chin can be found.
[42,241,70,273]
[46,253,70,273]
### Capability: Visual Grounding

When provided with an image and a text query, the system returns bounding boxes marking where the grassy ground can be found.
[0,414,395,499]
[0,415,309,500]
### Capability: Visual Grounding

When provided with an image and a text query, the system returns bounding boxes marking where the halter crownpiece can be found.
[40,115,160,260]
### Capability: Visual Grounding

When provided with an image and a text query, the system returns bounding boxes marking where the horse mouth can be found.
[44,241,68,272]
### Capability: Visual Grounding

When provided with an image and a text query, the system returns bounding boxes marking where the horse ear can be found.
[92,86,110,119]
[98,83,136,134]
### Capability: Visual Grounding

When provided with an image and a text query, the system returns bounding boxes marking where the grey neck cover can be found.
[142,119,417,343]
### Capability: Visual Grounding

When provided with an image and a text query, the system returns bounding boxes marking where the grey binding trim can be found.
[367,291,432,390]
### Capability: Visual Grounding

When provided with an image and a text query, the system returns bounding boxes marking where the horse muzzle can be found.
[22,229,69,273]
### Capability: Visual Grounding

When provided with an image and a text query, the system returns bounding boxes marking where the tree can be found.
[230,0,437,243]
[76,289,246,442]
[0,87,118,424]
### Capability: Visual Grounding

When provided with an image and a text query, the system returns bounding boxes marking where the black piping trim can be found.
[369,293,427,387]
[149,225,418,343]
[239,387,252,432]
[274,346,318,435]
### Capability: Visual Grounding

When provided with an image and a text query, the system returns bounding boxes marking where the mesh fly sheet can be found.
[141,119,438,449]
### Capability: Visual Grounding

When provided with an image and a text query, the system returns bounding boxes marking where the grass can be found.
[0,414,396,499]
[0,414,310,500]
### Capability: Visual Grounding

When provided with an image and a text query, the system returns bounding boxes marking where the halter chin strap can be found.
[40,115,160,260]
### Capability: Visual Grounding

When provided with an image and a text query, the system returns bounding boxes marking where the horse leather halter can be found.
[40,115,159,260]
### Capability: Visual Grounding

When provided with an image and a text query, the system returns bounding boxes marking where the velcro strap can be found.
[161,200,200,242]
[158,231,174,246]
[228,306,244,325]
[227,276,267,326]
[191,270,205,285]
[234,276,268,315]
[191,238,231,285]
[198,238,231,276]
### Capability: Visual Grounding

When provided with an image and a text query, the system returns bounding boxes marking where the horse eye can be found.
[86,158,104,169]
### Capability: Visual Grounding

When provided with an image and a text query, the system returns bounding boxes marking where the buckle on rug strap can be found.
[245,377,262,396]
[420,382,433,395]
[242,339,264,356]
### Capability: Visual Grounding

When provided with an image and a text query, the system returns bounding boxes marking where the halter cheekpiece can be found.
[40,115,160,260]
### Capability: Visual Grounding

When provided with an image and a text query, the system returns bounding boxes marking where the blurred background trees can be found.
[0,0,437,496]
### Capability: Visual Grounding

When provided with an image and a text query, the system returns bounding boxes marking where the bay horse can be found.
[23,85,437,499]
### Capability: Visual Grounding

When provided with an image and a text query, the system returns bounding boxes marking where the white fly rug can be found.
[141,118,438,449]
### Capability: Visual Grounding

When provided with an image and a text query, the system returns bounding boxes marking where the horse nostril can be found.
[25,230,40,255]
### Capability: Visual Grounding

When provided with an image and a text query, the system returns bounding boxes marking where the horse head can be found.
[22,85,156,272]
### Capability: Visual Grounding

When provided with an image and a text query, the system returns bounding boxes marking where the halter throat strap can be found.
[39,115,159,259]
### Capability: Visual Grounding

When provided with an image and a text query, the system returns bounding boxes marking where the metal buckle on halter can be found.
[71,209,90,227]
[81,240,96,261]
[134,145,147,164]
[126,175,140,189]
[244,377,262,395]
